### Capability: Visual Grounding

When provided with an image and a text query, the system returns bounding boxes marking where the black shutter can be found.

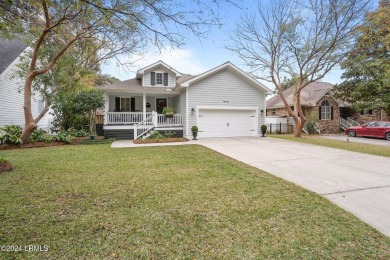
[131,97,135,112]
[163,72,168,86]
[151,72,155,85]
[318,106,322,120]
[115,97,120,112]
[331,106,334,120]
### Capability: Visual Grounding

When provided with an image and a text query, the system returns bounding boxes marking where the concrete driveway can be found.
[320,134,390,147]
[195,137,390,237]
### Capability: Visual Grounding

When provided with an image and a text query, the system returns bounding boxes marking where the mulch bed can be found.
[0,141,67,150]
[0,162,14,174]
[0,136,106,150]
[133,138,190,144]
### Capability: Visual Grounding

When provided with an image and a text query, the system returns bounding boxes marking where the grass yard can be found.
[0,144,389,259]
[270,134,390,158]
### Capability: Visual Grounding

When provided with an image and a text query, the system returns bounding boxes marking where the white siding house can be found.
[98,60,272,139]
[0,37,53,132]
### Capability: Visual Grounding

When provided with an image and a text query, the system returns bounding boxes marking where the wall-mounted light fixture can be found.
[260,109,264,114]
[191,107,195,113]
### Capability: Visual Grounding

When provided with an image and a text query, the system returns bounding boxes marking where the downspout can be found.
[186,88,189,137]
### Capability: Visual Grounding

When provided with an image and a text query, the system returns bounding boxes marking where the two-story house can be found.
[98,60,273,139]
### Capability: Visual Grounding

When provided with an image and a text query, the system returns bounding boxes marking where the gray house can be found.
[98,61,272,139]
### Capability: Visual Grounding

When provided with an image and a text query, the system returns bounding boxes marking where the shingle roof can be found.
[0,37,27,75]
[266,82,349,108]
[98,74,194,92]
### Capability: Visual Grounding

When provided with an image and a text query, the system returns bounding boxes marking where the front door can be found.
[156,98,167,114]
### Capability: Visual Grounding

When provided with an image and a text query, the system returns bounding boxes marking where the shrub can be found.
[0,157,7,164]
[163,131,174,138]
[52,131,73,143]
[261,125,267,136]
[67,129,89,137]
[0,125,23,145]
[304,110,319,134]
[30,129,51,142]
[191,126,198,132]
[148,131,164,139]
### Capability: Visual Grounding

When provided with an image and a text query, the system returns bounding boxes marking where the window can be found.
[156,73,163,84]
[321,100,331,120]
[121,98,130,112]
[272,109,276,115]
[115,97,130,112]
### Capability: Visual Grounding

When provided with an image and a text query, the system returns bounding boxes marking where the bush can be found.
[191,126,198,132]
[0,157,7,164]
[52,131,73,143]
[304,110,319,134]
[0,125,23,145]
[261,125,267,136]
[67,129,89,137]
[30,129,52,142]
[148,131,165,139]
[162,131,174,138]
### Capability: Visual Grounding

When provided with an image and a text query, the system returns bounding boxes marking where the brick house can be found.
[266,82,389,133]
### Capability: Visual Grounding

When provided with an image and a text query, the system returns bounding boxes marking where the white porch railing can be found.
[347,117,360,126]
[340,118,351,130]
[340,117,360,130]
[134,112,156,139]
[157,114,183,127]
[106,112,152,125]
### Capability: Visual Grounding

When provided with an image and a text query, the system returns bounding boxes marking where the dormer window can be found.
[150,71,169,86]
[156,73,163,85]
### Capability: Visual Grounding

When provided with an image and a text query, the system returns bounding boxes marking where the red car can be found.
[346,122,390,141]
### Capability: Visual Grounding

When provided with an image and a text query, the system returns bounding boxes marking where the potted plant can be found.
[261,124,267,137]
[162,107,176,118]
[191,125,198,140]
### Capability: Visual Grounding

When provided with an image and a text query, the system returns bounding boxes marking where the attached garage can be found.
[197,108,258,138]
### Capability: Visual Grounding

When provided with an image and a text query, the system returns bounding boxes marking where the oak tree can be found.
[229,0,369,137]
[334,0,390,115]
[0,0,229,142]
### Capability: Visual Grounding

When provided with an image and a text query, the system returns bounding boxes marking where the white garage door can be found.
[197,109,257,138]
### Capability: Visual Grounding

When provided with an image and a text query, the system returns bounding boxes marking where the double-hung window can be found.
[156,73,163,85]
[321,100,331,120]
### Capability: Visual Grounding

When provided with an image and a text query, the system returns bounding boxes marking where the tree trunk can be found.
[20,75,36,143]
[91,110,96,136]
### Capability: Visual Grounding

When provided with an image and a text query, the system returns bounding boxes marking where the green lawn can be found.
[0,144,389,259]
[270,134,390,158]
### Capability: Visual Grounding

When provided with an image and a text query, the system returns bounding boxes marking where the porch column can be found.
[143,92,146,121]
[104,93,109,125]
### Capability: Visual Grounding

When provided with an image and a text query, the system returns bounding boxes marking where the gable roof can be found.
[0,37,27,75]
[179,62,273,94]
[266,82,350,108]
[136,60,182,79]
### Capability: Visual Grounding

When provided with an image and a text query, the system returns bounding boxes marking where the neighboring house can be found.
[98,60,272,139]
[266,82,390,133]
[0,37,53,132]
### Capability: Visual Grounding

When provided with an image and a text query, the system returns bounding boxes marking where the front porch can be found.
[103,112,183,140]
[105,112,182,126]
[102,92,184,139]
